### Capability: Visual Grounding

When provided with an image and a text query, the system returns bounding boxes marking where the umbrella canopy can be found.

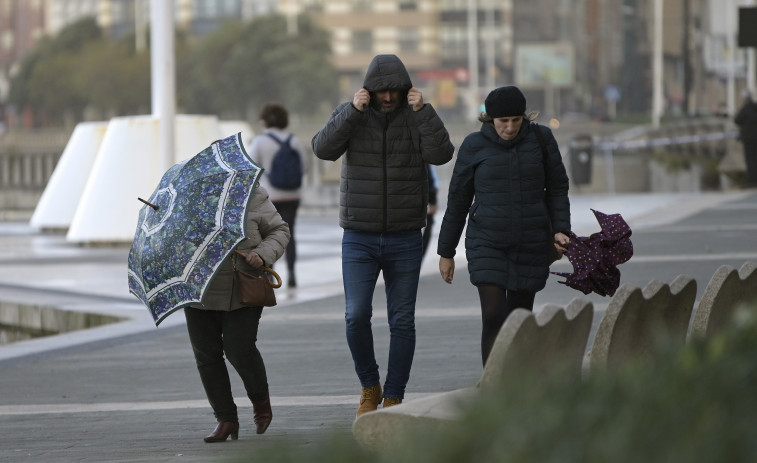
[127,132,262,325]
[551,209,633,297]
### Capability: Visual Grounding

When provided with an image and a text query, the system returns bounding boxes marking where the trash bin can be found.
[569,133,593,185]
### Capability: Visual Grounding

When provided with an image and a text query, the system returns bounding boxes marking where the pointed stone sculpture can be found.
[588,275,697,371]
[689,261,757,339]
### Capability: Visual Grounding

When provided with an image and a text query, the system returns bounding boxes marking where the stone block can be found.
[352,299,594,449]
[479,299,594,389]
[689,261,757,339]
[588,275,697,371]
[352,388,476,450]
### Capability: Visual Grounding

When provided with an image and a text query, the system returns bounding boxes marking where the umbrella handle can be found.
[138,197,159,210]
[234,251,282,289]
[261,266,282,289]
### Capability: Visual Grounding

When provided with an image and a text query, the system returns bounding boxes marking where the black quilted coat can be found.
[312,54,454,232]
[437,122,571,292]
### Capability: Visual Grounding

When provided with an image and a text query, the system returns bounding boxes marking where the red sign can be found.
[418,68,469,83]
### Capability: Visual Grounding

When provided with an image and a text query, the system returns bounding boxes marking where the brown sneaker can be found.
[356,384,382,417]
[382,397,402,408]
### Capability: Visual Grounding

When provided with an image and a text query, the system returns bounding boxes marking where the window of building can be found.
[194,0,219,17]
[398,1,417,10]
[398,28,419,52]
[352,30,373,53]
[353,0,372,11]
[439,0,466,9]
[439,25,468,60]
[221,0,241,15]
[1,31,14,51]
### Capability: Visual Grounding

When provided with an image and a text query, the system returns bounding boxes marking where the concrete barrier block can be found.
[479,299,594,389]
[689,261,757,339]
[588,275,697,371]
[352,388,476,450]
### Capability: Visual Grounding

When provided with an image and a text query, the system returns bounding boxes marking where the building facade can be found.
[0,0,753,122]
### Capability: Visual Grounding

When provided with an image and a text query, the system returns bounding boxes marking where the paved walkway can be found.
[1,190,756,462]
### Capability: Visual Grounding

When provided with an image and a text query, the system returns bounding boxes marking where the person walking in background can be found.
[312,54,454,416]
[421,163,439,260]
[735,92,757,188]
[185,186,290,442]
[250,103,309,287]
[437,86,571,366]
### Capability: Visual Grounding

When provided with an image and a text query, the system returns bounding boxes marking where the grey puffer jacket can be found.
[312,54,454,232]
[437,122,570,292]
[196,185,290,311]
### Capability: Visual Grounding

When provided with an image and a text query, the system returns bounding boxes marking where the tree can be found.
[8,17,104,126]
[7,14,338,127]
[179,15,338,119]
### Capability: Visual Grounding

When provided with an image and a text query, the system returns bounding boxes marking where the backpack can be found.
[265,133,302,190]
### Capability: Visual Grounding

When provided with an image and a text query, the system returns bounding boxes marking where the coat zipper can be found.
[382,118,388,231]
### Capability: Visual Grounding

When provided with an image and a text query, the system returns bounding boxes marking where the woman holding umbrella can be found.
[437,86,571,366]
[185,185,290,442]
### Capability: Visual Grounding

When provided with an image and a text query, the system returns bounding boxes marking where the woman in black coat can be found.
[437,86,571,366]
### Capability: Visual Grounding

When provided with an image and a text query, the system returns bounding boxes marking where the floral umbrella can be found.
[127,133,262,326]
[551,209,633,297]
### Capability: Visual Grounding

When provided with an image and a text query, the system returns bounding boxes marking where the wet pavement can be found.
[1,190,756,462]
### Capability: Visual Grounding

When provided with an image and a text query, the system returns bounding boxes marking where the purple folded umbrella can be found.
[551,209,633,297]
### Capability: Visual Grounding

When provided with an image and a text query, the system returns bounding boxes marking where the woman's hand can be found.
[439,257,455,284]
[244,251,264,269]
[554,232,570,256]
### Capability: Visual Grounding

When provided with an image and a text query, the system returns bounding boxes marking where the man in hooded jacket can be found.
[312,54,454,417]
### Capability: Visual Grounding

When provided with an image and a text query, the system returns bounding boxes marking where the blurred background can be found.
[0,0,756,221]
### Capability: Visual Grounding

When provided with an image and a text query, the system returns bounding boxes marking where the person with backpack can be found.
[437,86,571,366]
[249,103,309,288]
[312,54,454,417]
[735,92,757,187]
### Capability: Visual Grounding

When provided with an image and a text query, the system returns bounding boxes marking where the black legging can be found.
[185,306,269,422]
[476,285,536,366]
[272,199,300,273]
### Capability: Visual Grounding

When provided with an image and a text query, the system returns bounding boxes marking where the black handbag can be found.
[233,252,282,307]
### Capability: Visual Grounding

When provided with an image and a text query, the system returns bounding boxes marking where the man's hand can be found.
[408,87,424,111]
[353,88,370,112]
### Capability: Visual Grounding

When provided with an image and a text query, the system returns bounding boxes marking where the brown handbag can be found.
[233,252,282,307]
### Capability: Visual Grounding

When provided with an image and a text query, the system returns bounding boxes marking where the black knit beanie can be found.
[484,86,527,118]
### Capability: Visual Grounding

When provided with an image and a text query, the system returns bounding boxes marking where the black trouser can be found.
[272,199,300,273]
[184,306,269,422]
[742,141,757,186]
[476,285,536,367]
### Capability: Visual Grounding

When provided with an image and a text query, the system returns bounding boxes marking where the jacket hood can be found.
[362,54,413,93]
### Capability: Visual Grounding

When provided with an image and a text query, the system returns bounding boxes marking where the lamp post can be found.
[150,0,175,173]
[652,0,663,128]
[467,0,480,119]
[747,0,757,96]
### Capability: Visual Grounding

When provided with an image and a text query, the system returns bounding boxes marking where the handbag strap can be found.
[531,122,549,182]
[233,251,283,288]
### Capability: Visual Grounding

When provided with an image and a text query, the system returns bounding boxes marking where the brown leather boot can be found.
[204,421,239,443]
[253,398,273,435]
[356,384,382,417]
[382,397,402,408]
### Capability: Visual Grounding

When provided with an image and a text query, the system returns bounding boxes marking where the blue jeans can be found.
[342,229,422,399]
